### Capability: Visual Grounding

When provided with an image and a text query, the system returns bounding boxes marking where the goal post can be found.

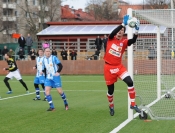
[127,8,175,120]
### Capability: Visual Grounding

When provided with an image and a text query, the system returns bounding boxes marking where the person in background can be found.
[95,35,102,51]
[25,33,33,54]
[18,34,26,52]
[29,48,36,60]
[61,49,68,60]
[103,35,108,52]
[2,46,9,60]
[42,41,50,49]
[52,48,57,56]
[93,48,100,60]
[69,49,77,60]
[18,48,25,60]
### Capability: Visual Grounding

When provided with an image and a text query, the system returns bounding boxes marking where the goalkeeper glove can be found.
[122,15,129,27]
[135,19,140,34]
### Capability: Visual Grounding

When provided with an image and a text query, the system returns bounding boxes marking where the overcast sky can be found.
[61,0,144,10]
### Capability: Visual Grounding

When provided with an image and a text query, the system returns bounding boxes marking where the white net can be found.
[133,9,175,120]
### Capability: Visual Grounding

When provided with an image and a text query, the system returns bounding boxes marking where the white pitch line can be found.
[0,92,35,101]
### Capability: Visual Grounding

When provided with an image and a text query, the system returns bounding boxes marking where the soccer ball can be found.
[127,17,137,28]
[165,92,171,98]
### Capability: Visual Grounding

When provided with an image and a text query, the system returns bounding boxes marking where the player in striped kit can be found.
[33,49,46,101]
[41,48,68,111]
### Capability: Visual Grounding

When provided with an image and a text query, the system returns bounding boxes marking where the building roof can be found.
[61,5,95,21]
[37,24,166,36]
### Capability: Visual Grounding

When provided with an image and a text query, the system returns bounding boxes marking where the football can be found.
[127,17,137,28]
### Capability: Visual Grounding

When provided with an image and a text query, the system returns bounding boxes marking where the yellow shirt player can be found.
[3,52,29,94]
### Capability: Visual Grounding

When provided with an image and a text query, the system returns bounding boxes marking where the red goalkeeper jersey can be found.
[104,36,128,66]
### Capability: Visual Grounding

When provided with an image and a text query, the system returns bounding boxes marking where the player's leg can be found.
[41,83,47,101]
[53,76,68,110]
[107,84,115,116]
[104,64,117,116]
[33,77,41,100]
[14,69,29,93]
[34,84,41,100]
[45,79,55,111]
[4,77,13,94]
[19,79,29,93]
[39,76,46,101]
[122,75,141,113]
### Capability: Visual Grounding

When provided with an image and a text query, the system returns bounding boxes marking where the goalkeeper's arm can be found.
[128,19,140,46]
[109,15,129,39]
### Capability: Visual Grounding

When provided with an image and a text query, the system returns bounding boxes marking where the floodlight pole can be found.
[127,8,134,120]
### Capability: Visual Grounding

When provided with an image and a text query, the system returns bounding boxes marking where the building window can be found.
[33,12,37,18]
[33,0,37,5]
[26,12,29,18]
[15,11,18,17]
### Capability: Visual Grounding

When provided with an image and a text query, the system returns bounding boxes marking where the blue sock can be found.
[46,95,54,108]
[60,92,68,105]
[35,88,40,98]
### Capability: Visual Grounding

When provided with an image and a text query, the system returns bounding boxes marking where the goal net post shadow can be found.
[127,8,175,120]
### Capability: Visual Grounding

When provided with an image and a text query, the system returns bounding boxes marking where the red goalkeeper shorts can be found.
[104,63,128,85]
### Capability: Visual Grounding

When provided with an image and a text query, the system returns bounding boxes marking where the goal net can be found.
[130,9,175,120]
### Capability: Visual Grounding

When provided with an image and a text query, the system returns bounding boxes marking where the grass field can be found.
[0,75,175,133]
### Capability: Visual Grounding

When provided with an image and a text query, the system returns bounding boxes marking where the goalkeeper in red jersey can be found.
[103,15,140,116]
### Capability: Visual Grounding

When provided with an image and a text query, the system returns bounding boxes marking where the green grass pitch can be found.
[0,75,174,133]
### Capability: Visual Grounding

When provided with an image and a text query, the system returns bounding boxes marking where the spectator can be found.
[18,34,26,52]
[61,49,68,60]
[95,35,102,51]
[69,49,77,60]
[148,45,156,60]
[18,48,25,60]
[25,33,33,54]
[9,48,15,60]
[2,46,9,60]
[93,49,100,60]
[52,48,57,56]
[163,47,171,59]
[103,35,108,52]
[42,41,50,49]
[0,48,1,60]
[29,48,36,60]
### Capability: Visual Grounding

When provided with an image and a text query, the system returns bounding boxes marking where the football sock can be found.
[107,93,114,108]
[60,92,68,105]
[46,95,54,108]
[41,84,46,97]
[4,78,12,91]
[19,79,29,91]
[35,88,40,98]
[128,86,136,106]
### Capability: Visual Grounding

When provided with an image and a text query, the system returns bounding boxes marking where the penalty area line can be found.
[0,92,35,101]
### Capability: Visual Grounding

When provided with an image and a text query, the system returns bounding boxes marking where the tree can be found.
[16,0,62,41]
[86,0,119,20]
[145,0,171,9]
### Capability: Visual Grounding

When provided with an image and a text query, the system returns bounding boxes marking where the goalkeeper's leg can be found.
[123,76,141,113]
[107,84,114,116]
